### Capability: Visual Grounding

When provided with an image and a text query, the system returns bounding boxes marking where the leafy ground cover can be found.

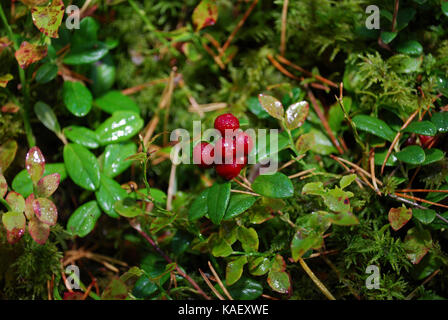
[1,0,448,300]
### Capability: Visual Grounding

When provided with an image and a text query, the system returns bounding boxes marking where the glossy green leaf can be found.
[94,91,140,114]
[237,226,259,252]
[35,62,58,84]
[404,227,432,264]
[307,129,338,155]
[64,126,100,149]
[381,31,397,44]
[389,55,422,73]
[226,277,263,300]
[226,256,247,286]
[36,173,60,197]
[34,102,61,134]
[95,111,144,145]
[431,112,448,133]
[248,257,271,276]
[258,94,284,120]
[395,145,425,165]
[388,206,412,231]
[31,0,64,38]
[403,121,437,136]
[132,276,158,298]
[223,194,257,220]
[67,200,102,237]
[396,40,423,56]
[89,58,116,96]
[422,149,444,166]
[0,140,18,174]
[207,182,231,225]
[2,211,26,244]
[412,208,436,225]
[188,188,209,221]
[63,81,93,117]
[95,175,127,218]
[33,197,58,226]
[211,238,233,257]
[26,146,45,185]
[291,229,322,261]
[247,97,270,119]
[192,0,218,31]
[374,149,398,166]
[443,2,448,17]
[63,144,100,191]
[114,197,144,218]
[352,115,396,142]
[340,174,357,189]
[252,172,293,199]
[63,42,109,65]
[102,142,137,178]
[12,163,66,198]
[29,217,50,245]
[285,101,309,130]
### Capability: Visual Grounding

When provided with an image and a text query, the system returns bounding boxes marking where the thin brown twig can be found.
[231,189,260,197]
[207,261,233,300]
[288,168,316,179]
[391,0,400,32]
[298,258,336,300]
[369,150,381,195]
[267,54,302,81]
[397,189,448,194]
[199,269,224,300]
[406,269,440,300]
[394,192,448,209]
[280,0,289,56]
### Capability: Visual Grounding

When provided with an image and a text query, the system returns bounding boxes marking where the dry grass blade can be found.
[199,269,224,300]
[208,261,233,300]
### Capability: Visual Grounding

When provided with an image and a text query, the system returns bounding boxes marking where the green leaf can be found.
[412,208,436,225]
[31,0,64,38]
[307,129,338,155]
[26,146,45,185]
[72,17,99,46]
[374,149,398,166]
[237,226,259,252]
[12,163,67,198]
[285,101,309,130]
[35,62,58,84]
[89,58,116,96]
[388,206,412,231]
[291,229,322,261]
[352,115,396,142]
[67,200,102,237]
[422,149,444,166]
[192,0,218,31]
[252,172,294,199]
[63,144,100,191]
[404,227,432,264]
[258,94,284,120]
[95,175,127,218]
[5,191,25,213]
[188,188,209,221]
[396,40,423,56]
[389,55,422,73]
[248,257,271,276]
[211,238,233,257]
[226,256,247,286]
[443,2,448,17]
[63,81,93,117]
[33,197,58,226]
[63,42,109,65]
[250,130,290,163]
[223,194,257,220]
[36,173,60,197]
[114,197,144,218]
[132,276,158,298]
[207,182,231,225]
[381,31,397,44]
[95,111,144,145]
[63,126,100,149]
[247,97,270,119]
[0,140,18,174]
[2,211,26,244]
[171,230,192,256]
[403,121,437,136]
[34,102,61,135]
[267,270,290,294]
[94,91,140,114]
[431,112,448,133]
[102,142,137,178]
[340,174,357,189]
[395,145,425,165]
[226,277,263,300]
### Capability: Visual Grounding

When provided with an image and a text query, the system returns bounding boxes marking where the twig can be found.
[391,0,399,32]
[267,54,302,81]
[405,269,439,300]
[397,189,448,194]
[278,155,305,171]
[288,168,316,179]
[280,0,289,56]
[207,262,233,300]
[130,220,211,300]
[331,155,383,186]
[369,150,381,195]
[199,269,224,300]
[298,258,336,300]
[394,192,448,209]
[121,78,168,95]
[231,189,260,197]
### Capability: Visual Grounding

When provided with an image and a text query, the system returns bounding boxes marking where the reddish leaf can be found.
[0,37,12,54]
[33,198,58,226]
[26,146,45,185]
[0,174,7,198]
[36,173,60,197]
[25,194,35,220]
[0,74,13,88]
[404,227,432,264]
[1,102,20,113]
[6,191,25,213]
[192,0,218,31]
[15,41,47,69]
[63,291,84,300]
[20,0,48,6]
[28,217,50,245]
[31,0,65,38]
[0,140,18,174]
[388,206,412,231]
[2,211,26,244]
[101,277,128,300]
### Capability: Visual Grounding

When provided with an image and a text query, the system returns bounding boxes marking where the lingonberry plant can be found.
[1,0,448,302]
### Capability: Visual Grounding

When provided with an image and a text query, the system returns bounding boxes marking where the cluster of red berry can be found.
[193,113,254,180]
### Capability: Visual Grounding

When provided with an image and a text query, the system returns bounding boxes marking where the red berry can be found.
[216,160,245,180]
[235,131,254,156]
[215,137,236,163]
[419,135,433,147]
[193,142,215,168]
[214,113,240,137]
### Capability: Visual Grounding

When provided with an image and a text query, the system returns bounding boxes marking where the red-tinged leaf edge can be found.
[0,174,7,198]
[5,191,25,213]
[36,173,60,197]
[15,41,48,69]
[2,211,26,244]
[33,197,58,226]
[26,146,46,185]
[28,217,50,245]
[25,193,35,220]
[31,0,65,38]
[388,206,412,231]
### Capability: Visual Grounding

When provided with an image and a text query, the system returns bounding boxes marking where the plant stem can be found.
[0,198,12,211]
[0,3,35,147]
[298,257,336,300]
